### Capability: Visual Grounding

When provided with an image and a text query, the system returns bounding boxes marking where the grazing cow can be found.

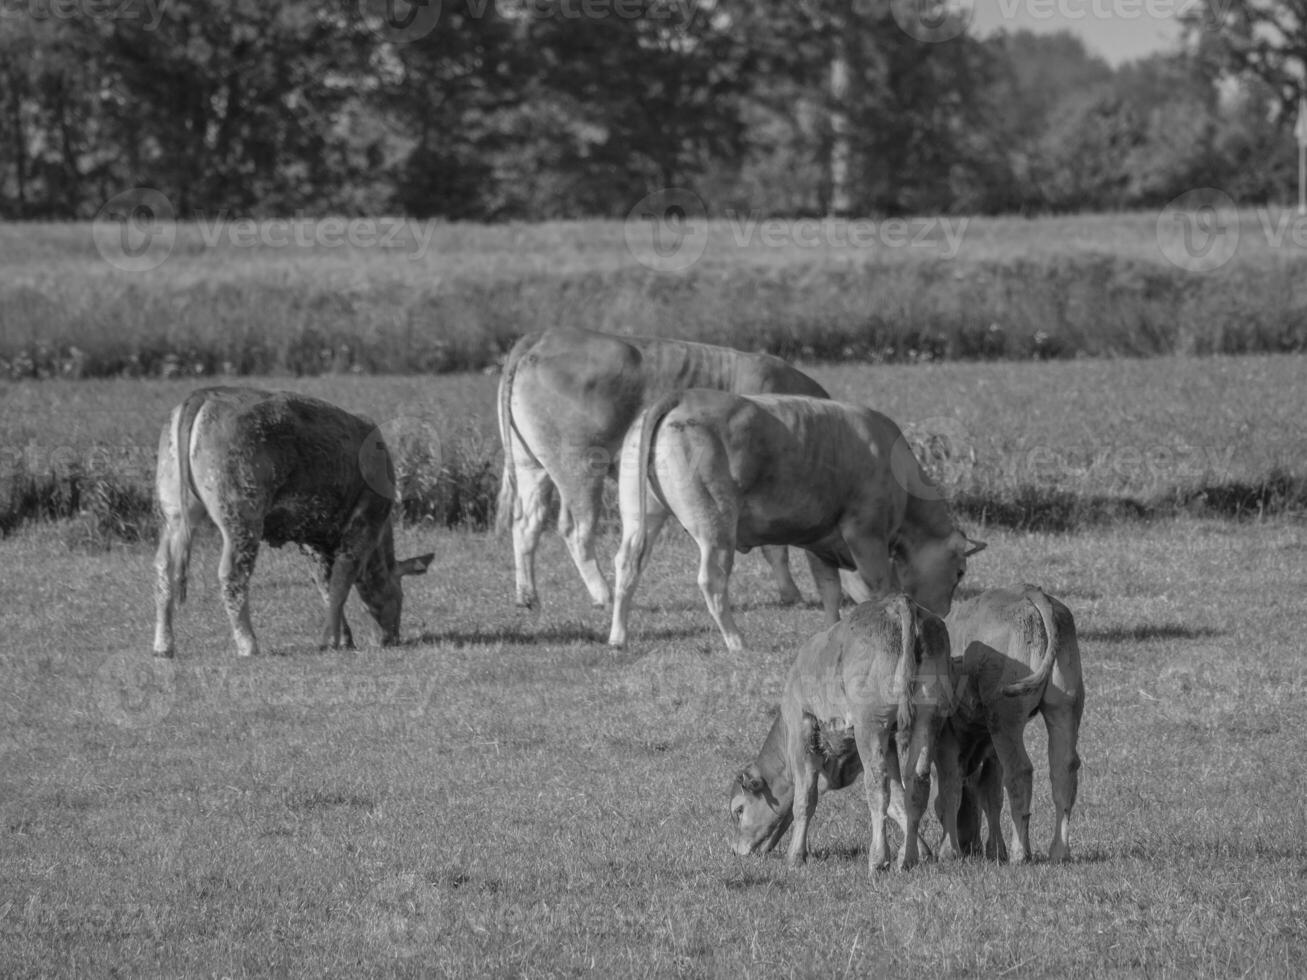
[496,327,830,610]
[934,586,1085,863]
[607,390,984,650]
[152,387,434,658]
[728,597,954,871]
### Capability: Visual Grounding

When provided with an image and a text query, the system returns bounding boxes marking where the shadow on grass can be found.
[1083,623,1224,643]
[414,623,605,646]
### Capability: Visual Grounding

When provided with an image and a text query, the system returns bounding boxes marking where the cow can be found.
[606,390,984,651]
[728,597,955,871]
[152,387,434,658]
[933,586,1085,863]
[495,327,830,611]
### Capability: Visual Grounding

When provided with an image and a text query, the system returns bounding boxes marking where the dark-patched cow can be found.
[728,597,955,871]
[934,585,1085,863]
[496,327,830,610]
[152,387,433,658]
[607,390,984,651]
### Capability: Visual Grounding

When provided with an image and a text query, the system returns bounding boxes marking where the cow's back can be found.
[509,328,828,457]
[190,390,385,548]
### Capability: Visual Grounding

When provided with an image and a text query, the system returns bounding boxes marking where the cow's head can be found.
[356,532,435,645]
[892,528,986,618]
[728,765,793,857]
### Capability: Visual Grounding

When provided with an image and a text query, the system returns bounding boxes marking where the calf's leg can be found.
[990,724,1035,863]
[786,714,823,868]
[855,724,894,872]
[509,458,553,609]
[1044,701,1082,863]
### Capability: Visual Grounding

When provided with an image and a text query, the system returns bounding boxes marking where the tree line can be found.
[0,0,1301,221]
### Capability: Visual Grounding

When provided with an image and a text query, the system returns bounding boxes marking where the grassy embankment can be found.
[4,211,1307,380]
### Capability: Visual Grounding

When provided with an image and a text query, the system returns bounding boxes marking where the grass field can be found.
[5,210,1307,379]
[3,356,1305,542]
[3,511,1306,976]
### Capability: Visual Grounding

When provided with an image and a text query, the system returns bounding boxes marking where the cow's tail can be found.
[494,336,530,536]
[624,392,682,575]
[894,595,918,763]
[169,390,208,604]
[1001,587,1059,698]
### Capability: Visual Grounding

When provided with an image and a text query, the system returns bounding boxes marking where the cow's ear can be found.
[739,770,765,794]
[397,553,435,577]
[963,536,987,558]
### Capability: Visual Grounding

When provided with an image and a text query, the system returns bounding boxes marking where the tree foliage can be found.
[0,3,1301,220]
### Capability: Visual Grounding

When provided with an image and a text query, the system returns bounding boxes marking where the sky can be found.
[968,1,1185,65]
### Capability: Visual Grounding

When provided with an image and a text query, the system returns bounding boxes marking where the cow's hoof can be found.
[1048,847,1071,864]
[776,588,803,606]
[153,647,175,659]
[515,596,538,610]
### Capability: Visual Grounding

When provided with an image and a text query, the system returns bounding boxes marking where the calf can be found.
[152,387,433,657]
[728,596,954,871]
[934,586,1085,863]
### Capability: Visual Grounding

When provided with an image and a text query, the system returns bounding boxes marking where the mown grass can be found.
[5,210,1307,379]
[2,516,1306,976]
[2,356,1304,545]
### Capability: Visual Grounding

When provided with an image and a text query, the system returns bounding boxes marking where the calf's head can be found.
[893,528,985,617]
[728,766,793,857]
[356,526,434,644]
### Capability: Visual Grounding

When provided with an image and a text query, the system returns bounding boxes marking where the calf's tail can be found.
[1001,587,1059,698]
[894,595,918,764]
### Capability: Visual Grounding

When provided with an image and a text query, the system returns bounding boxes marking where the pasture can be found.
[2,355,1306,976]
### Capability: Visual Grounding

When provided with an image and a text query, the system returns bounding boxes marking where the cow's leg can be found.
[805,552,844,626]
[897,711,937,871]
[555,469,610,609]
[302,545,353,650]
[933,724,965,860]
[217,521,262,658]
[785,714,822,868]
[855,724,894,872]
[696,538,742,651]
[510,457,553,609]
[762,546,803,605]
[1044,702,1081,863]
[990,724,1035,863]
[608,498,665,648]
[153,496,204,658]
